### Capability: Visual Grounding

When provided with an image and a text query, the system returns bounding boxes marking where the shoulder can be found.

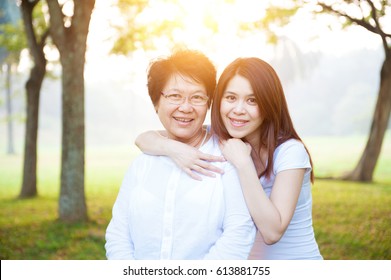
[276,139,306,155]
[127,152,161,173]
[273,139,311,173]
[201,134,223,156]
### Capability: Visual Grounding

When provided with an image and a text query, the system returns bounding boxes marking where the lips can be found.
[173,116,194,124]
[229,117,248,127]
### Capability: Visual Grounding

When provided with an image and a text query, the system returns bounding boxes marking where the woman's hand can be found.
[166,140,225,181]
[136,130,225,180]
[219,139,253,169]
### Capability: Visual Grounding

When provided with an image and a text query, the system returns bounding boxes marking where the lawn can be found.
[0,134,390,260]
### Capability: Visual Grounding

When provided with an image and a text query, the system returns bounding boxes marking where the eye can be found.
[223,94,236,102]
[167,93,183,100]
[247,97,257,105]
[191,94,206,101]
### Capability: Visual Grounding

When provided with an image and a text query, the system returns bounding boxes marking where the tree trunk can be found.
[50,0,95,222]
[5,63,15,155]
[59,52,87,222]
[19,62,45,198]
[343,55,391,182]
[19,0,48,198]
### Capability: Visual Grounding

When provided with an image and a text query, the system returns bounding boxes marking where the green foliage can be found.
[31,0,49,43]
[239,3,299,45]
[0,0,50,65]
[111,20,178,54]
[111,0,179,54]
[239,0,390,46]
[0,20,27,61]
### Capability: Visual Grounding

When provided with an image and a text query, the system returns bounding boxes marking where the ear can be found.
[154,97,162,113]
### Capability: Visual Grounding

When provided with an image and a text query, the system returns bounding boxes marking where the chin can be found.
[226,129,246,139]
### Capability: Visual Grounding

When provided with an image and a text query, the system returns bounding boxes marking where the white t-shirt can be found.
[105,136,256,260]
[249,139,323,260]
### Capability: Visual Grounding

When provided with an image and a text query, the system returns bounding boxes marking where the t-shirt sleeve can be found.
[273,140,312,174]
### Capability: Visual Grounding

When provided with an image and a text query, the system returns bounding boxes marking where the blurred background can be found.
[1,0,388,148]
[0,0,390,260]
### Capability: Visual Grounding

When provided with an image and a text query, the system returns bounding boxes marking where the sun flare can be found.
[140,0,271,69]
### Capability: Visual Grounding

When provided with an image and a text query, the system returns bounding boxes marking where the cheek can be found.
[196,107,208,121]
[157,103,174,121]
[247,105,261,119]
[220,101,230,116]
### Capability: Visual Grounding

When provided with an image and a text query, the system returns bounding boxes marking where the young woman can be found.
[105,50,255,260]
[136,57,322,260]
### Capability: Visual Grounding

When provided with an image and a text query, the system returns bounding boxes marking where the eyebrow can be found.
[166,89,206,95]
[224,91,255,97]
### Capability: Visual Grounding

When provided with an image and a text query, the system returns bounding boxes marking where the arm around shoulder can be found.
[135,130,169,156]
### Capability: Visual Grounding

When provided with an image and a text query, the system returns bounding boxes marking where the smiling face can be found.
[156,73,208,144]
[220,74,262,146]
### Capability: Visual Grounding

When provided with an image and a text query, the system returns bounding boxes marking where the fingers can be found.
[192,164,219,178]
[196,159,224,175]
[198,152,226,163]
[185,168,203,181]
[184,161,224,180]
[181,151,227,180]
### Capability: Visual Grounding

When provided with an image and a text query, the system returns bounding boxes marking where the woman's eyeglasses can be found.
[161,92,209,106]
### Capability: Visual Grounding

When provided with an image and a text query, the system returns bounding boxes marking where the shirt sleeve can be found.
[204,163,256,260]
[105,161,137,260]
[274,140,312,174]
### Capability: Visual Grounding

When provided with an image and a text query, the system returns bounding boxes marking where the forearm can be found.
[235,161,285,245]
[135,130,171,156]
[136,131,224,180]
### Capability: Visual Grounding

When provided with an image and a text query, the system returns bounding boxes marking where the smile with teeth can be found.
[174,117,193,123]
[229,117,248,127]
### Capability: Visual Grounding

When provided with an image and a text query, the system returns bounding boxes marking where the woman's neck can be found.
[171,128,208,148]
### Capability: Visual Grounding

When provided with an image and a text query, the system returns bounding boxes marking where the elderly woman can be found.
[105,50,255,260]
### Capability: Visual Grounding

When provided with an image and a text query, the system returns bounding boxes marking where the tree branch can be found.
[20,0,45,67]
[38,29,50,50]
[366,0,390,54]
[72,0,95,36]
[318,0,391,40]
[46,0,66,52]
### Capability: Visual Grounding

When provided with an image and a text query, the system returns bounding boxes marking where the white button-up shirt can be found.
[105,136,256,260]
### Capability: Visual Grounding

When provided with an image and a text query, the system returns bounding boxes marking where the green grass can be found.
[312,180,391,259]
[0,134,390,260]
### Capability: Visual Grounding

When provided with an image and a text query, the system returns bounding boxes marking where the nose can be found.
[233,100,246,115]
[178,98,194,113]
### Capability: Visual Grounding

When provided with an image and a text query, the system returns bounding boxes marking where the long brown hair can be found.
[211,57,314,182]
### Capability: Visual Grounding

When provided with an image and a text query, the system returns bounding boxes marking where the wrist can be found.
[162,137,176,157]
[233,155,254,170]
